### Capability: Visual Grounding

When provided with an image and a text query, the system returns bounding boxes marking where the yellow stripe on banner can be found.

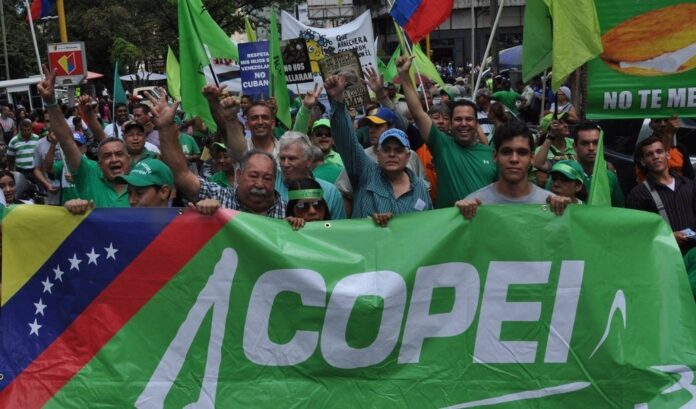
[2,205,87,306]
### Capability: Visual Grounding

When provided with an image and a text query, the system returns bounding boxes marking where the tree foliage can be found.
[1,0,295,82]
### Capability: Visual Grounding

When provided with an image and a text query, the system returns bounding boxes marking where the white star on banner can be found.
[68,253,82,271]
[28,318,42,336]
[86,248,101,266]
[34,298,47,316]
[41,277,54,294]
[53,265,64,282]
[105,243,118,260]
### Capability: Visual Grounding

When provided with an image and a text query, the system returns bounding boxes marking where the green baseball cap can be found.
[549,160,587,185]
[312,118,331,130]
[114,158,174,189]
[539,111,568,133]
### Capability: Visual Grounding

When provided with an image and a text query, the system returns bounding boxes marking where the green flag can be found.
[379,45,401,84]
[521,0,552,83]
[522,0,603,90]
[412,44,446,89]
[244,16,257,42]
[178,0,238,132]
[112,62,127,105]
[166,47,181,101]
[588,130,611,206]
[269,7,291,129]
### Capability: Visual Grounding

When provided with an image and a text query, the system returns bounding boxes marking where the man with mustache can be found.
[151,91,286,218]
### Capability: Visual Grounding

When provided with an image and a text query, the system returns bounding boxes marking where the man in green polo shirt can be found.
[36,65,130,208]
[122,120,158,166]
[397,56,497,208]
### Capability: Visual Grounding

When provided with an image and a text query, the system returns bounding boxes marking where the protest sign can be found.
[282,38,314,85]
[587,1,696,118]
[280,10,377,79]
[319,50,370,108]
[238,41,270,100]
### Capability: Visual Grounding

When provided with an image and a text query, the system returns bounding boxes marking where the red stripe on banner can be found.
[403,0,454,43]
[0,209,238,408]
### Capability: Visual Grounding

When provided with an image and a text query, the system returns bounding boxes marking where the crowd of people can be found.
[1,55,694,291]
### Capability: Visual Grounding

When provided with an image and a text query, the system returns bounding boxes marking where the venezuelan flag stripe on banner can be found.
[390,0,454,43]
[27,0,55,20]
[2,206,696,407]
[0,208,233,408]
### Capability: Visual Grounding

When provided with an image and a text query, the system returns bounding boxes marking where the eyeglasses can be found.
[313,132,331,138]
[294,200,322,211]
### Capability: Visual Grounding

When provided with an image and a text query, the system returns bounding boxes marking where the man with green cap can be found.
[112,158,174,207]
[310,118,344,168]
[548,160,586,204]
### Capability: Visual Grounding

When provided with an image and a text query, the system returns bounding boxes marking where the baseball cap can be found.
[539,112,568,133]
[378,128,410,149]
[549,160,586,185]
[122,120,145,134]
[365,107,397,126]
[73,133,86,145]
[113,158,174,189]
[312,118,331,130]
[212,142,227,151]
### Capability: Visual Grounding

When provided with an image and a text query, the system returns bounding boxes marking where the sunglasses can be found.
[294,200,322,211]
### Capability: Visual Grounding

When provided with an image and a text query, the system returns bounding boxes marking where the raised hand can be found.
[37,65,57,102]
[302,83,323,108]
[145,88,180,130]
[324,74,347,102]
[202,84,228,101]
[220,96,240,122]
[396,56,414,77]
[362,66,383,94]
[78,95,95,113]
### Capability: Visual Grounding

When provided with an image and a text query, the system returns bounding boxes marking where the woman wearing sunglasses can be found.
[286,178,330,230]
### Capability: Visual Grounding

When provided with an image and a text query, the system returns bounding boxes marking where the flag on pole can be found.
[390,0,454,43]
[178,0,238,132]
[244,16,257,42]
[379,45,401,84]
[112,62,127,105]
[412,43,445,89]
[269,7,291,129]
[166,47,181,101]
[522,0,603,90]
[26,0,55,21]
[587,129,611,206]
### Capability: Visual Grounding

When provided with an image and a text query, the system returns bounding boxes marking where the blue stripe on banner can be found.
[390,0,422,26]
[0,208,180,392]
[40,0,55,18]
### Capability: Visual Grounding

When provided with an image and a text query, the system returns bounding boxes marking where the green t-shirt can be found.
[427,126,497,208]
[313,162,343,184]
[493,90,521,115]
[179,133,201,156]
[70,156,129,208]
[207,171,232,188]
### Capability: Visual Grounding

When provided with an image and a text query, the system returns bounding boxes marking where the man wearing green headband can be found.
[549,160,585,204]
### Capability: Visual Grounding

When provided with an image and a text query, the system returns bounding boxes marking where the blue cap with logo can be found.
[378,128,410,149]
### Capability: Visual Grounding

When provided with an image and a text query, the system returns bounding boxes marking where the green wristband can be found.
[44,99,58,108]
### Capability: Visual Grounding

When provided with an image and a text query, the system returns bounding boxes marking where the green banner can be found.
[587,0,696,119]
[18,206,696,407]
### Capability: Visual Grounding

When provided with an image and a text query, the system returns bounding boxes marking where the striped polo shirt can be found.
[7,133,40,170]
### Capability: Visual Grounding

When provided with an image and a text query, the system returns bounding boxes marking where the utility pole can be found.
[489,0,499,86]
[0,0,10,80]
